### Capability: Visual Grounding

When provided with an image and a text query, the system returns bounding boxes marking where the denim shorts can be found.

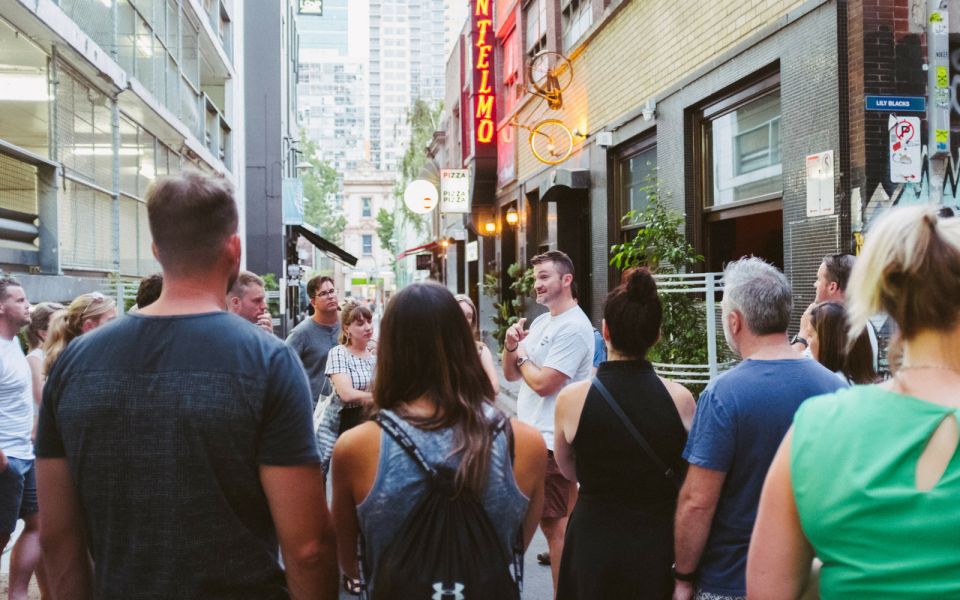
[0,456,39,535]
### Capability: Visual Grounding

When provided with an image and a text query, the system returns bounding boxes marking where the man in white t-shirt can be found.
[503,250,594,591]
[0,277,40,600]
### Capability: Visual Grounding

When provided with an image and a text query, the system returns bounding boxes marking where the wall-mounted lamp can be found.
[483,221,497,234]
[505,207,520,227]
[642,98,656,122]
[440,238,450,248]
[572,128,588,139]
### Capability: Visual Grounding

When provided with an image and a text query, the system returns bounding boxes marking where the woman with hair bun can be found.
[553,267,695,599]
[748,205,960,598]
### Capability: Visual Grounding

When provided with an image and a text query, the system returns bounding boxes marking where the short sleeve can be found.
[35,358,67,458]
[257,345,320,465]
[324,345,349,376]
[592,329,606,367]
[682,386,737,472]
[542,323,591,378]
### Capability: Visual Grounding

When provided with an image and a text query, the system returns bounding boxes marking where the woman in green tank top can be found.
[746,205,960,599]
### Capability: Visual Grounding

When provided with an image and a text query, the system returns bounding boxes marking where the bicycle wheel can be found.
[527,52,573,97]
[529,119,574,165]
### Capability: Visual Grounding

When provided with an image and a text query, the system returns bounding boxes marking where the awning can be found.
[396,241,438,260]
[293,224,357,267]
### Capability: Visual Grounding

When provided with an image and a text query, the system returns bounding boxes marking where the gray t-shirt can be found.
[36,312,319,599]
[285,317,340,402]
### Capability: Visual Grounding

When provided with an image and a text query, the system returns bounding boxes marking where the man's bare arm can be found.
[261,464,339,600]
[37,458,93,599]
[673,464,727,600]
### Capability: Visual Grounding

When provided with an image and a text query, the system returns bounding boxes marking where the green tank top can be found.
[792,386,960,599]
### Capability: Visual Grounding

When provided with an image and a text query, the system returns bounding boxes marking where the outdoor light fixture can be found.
[440,238,450,248]
[505,207,519,226]
[483,221,497,234]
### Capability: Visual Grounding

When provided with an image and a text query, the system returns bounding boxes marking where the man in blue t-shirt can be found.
[673,258,845,600]
[35,172,339,599]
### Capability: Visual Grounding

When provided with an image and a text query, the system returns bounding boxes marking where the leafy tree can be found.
[378,99,444,277]
[299,134,346,244]
[609,174,727,393]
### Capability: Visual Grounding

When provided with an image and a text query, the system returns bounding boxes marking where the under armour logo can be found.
[432,582,465,600]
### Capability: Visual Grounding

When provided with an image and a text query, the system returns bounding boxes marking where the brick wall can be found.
[512,0,808,181]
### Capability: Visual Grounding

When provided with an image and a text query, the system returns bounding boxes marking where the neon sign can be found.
[473,0,496,144]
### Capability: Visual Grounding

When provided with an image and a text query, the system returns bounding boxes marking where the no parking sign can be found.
[889,115,921,183]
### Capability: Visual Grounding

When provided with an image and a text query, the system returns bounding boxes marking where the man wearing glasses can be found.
[286,276,341,404]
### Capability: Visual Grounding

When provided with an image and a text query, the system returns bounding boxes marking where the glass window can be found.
[362,197,372,217]
[708,91,782,206]
[362,234,373,256]
[0,20,51,159]
[562,0,593,51]
[622,145,657,216]
[524,0,547,57]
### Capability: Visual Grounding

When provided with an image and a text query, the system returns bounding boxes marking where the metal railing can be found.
[650,272,736,386]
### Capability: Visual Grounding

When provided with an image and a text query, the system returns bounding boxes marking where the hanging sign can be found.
[472,0,496,147]
[403,179,438,214]
[465,240,479,262]
[805,150,835,217]
[888,115,921,183]
[440,169,471,213]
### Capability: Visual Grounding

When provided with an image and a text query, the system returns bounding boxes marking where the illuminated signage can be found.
[473,0,496,145]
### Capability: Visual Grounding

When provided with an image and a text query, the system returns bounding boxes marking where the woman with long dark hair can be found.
[331,282,546,597]
[805,301,877,384]
[553,268,695,599]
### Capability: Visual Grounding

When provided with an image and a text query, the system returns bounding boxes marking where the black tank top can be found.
[572,360,687,507]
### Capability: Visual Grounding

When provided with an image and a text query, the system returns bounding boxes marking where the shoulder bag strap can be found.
[591,378,680,489]
[373,412,437,479]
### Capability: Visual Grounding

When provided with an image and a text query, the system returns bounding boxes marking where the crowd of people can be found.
[0,169,957,600]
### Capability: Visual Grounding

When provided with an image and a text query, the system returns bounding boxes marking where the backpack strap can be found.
[374,412,438,479]
[591,378,681,490]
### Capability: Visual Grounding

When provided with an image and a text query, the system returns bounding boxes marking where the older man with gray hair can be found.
[672,258,845,600]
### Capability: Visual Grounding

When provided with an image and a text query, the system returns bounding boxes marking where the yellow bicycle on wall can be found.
[513,51,576,165]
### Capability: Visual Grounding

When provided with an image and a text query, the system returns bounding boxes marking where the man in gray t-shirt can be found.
[286,275,341,402]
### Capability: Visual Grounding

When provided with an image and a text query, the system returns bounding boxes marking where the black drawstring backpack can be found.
[360,411,524,600]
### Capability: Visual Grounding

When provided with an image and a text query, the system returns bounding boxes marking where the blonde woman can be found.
[315,300,376,478]
[454,294,499,395]
[748,205,960,598]
[43,292,117,375]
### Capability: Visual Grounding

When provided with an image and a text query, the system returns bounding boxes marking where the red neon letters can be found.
[473,0,495,144]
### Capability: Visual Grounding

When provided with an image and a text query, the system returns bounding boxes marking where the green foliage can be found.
[482,263,535,351]
[375,207,397,258]
[380,99,444,280]
[608,175,714,390]
[299,134,346,244]
[260,272,280,317]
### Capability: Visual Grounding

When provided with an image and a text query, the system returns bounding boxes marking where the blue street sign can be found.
[865,95,926,112]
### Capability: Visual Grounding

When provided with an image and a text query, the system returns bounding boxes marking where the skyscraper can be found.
[368,0,448,172]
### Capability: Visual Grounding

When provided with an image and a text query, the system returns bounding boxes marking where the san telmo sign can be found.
[473,0,496,145]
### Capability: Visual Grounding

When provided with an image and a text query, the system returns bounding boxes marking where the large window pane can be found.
[623,146,657,214]
[0,20,51,159]
[709,92,781,206]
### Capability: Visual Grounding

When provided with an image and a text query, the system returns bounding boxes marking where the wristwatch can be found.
[671,563,697,582]
[516,355,530,369]
[790,334,808,348]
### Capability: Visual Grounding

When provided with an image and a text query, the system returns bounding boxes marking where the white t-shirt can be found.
[0,337,34,459]
[516,304,594,451]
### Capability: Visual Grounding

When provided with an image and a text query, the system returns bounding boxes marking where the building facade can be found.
[340,162,395,304]
[368,0,448,172]
[0,0,240,302]
[430,0,950,345]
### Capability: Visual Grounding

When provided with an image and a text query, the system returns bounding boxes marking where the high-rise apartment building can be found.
[368,0,447,172]
[298,54,367,174]
[0,0,240,301]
